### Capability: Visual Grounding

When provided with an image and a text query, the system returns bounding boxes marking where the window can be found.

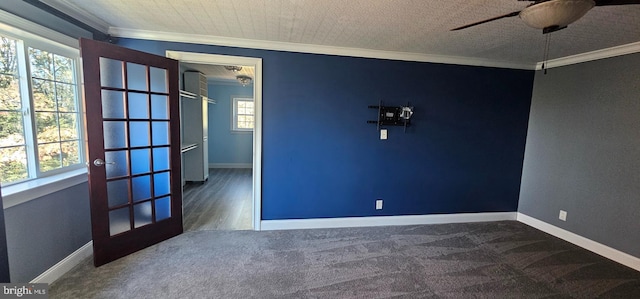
[232,98,254,131]
[0,32,83,186]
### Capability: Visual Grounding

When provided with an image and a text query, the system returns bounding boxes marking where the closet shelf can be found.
[181,143,198,153]
[180,90,196,99]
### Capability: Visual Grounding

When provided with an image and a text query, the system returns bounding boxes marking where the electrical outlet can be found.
[559,210,567,221]
[380,129,388,140]
[376,199,383,210]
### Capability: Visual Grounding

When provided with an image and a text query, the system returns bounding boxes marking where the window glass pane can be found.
[58,112,79,141]
[126,62,147,91]
[56,82,76,112]
[0,37,18,75]
[38,143,62,172]
[0,75,21,110]
[149,67,167,93]
[0,111,24,145]
[102,90,125,119]
[128,92,149,119]
[61,140,79,166]
[32,78,56,111]
[28,48,54,80]
[0,146,28,184]
[100,57,123,89]
[134,201,152,228]
[53,54,73,83]
[35,112,59,143]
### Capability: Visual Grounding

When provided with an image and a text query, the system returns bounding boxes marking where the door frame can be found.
[166,51,262,231]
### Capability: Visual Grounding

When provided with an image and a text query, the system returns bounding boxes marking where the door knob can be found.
[93,158,115,167]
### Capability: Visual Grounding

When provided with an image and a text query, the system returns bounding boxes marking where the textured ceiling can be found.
[47,0,640,69]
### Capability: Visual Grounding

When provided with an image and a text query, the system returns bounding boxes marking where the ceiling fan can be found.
[452,0,640,34]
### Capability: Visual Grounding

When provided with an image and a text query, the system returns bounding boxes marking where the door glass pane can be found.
[105,150,128,178]
[155,196,171,221]
[129,122,150,147]
[149,67,167,93]
[153,172,170,197]
[109,207,130,236]
[128,92,149,119]
[107,179,129,208]
[152,147,169,171]
[130,149,150,175]
[134,201,152,228]
[103,121,127,149]
[101,90,125,119]
[151,121,169,145]
[100,58,124,89]
[126,62,147,91]
[132,175,151,202]
[151,95,168,119]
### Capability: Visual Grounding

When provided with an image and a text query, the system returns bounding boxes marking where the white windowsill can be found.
[2,168,88,209]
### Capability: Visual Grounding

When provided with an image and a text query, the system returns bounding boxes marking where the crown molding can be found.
[110,27,535,70]
[535,41,640,70]
[39,0,111,34]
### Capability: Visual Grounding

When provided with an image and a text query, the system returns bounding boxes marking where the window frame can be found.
[231,97,254,132]
[0,20,85,188]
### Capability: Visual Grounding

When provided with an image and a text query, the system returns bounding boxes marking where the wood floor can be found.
[182,168,252,231]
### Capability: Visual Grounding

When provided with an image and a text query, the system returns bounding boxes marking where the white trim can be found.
[117,28,533,70]
[30,241,92,284]
[2,169,88,209]
[261,212,517,231]
[167,50,262,231]
[535,41,640,70]
[39,0,111,34]
[208,163,252,169]
[517,213,640,272]
[0,9,79,49]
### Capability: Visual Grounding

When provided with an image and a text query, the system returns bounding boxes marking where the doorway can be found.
[166,51,262,231]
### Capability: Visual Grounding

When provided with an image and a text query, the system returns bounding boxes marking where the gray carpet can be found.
[49,221,640,298]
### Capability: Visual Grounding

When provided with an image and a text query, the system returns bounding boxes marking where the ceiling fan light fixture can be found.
[519,0,595,30]
[224,65,243,72]
[236,75,252,86]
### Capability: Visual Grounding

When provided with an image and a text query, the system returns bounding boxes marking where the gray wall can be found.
[0,191,10,282]
[4,183,92,282]
[519,53,640,258]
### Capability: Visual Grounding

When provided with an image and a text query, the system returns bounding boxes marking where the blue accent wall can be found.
[207,83,253,165]
[118,38,534,220]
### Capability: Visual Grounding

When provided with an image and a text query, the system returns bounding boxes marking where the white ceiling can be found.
[46,0,640,69]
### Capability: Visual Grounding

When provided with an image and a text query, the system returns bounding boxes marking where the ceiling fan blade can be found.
[595,0,640,5]
[451,11,521,31]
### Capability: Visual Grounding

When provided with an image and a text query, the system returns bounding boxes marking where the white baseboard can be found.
[517,213,640,272]
[261,212,517,231]
[208,163,252,169]
[30,241,93,284]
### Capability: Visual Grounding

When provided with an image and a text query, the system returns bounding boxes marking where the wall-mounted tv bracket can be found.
[367,101,414,132]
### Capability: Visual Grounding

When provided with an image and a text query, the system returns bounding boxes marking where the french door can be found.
[80,38,183,266]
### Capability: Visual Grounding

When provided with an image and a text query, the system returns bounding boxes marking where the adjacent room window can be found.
[232,97,254,132]
[0,33,83,186]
